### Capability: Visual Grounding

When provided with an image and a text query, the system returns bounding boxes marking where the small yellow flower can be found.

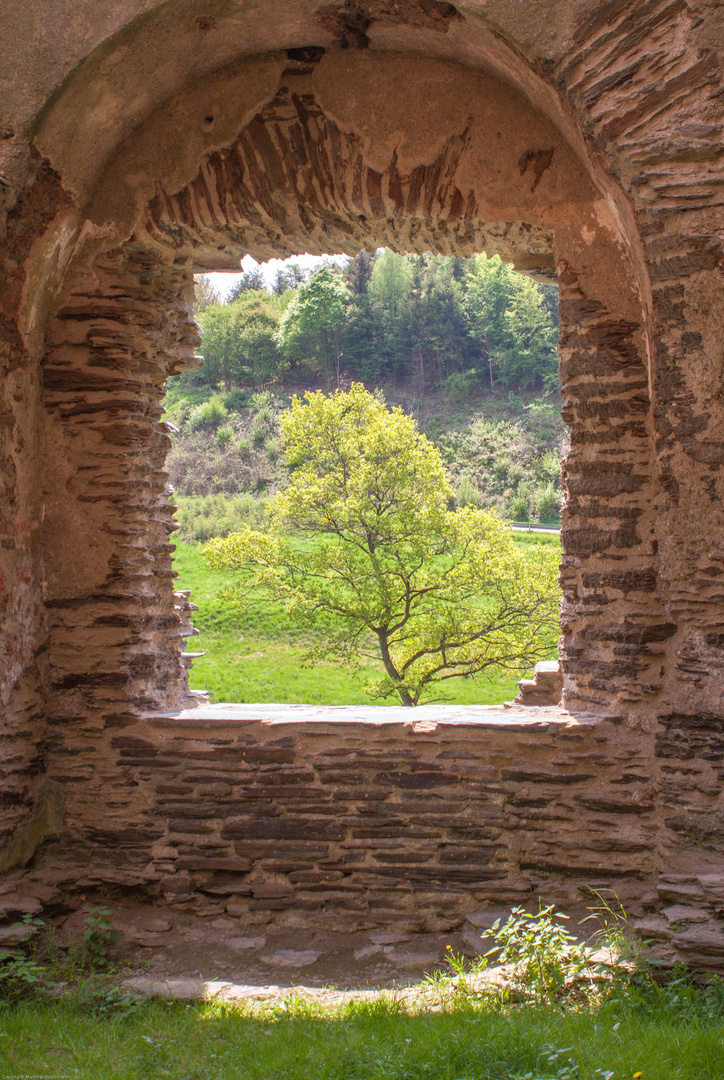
[633,1073,643,1078]
[446,944,452,950]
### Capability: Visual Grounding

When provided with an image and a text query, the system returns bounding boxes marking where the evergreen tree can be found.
[345,249,374,294]
[228,266,266,301]
[423,258,469,384]
[369,251,412,380]
[342,293,379,381]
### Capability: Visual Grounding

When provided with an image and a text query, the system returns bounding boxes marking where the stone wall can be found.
[0,0,723,969]
[0,162,72,869]
[53,705,658,931]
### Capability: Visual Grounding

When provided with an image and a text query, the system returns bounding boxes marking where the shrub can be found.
[237,437,252,459]
[456,475,484,509]
[164,398,193,429]
[188,396,228,431]
[223,388,249,410]
[216,426,233,448]
[174,493,270,541]
[250,390,272,411]
[540,448,561,482]
[81,906,122,970]
[510,490,531,522]
[251,416,269,447]
[524,400,560,443]
[535,482,561,523]
[443,370,478,404]
[490,904,590,1000]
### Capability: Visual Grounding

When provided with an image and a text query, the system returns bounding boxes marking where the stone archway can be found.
[2,0,724,967]
[32,48,655,888]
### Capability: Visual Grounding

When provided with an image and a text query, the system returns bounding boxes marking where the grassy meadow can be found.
[172,530,561,707]
[2,984,723,1079]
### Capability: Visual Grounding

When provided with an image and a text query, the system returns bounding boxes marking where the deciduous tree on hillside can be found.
[198,293,285,387]
[204,384,560,706]
[278,267,350,388]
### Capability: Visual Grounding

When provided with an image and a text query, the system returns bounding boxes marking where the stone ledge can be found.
[146,702,595,733]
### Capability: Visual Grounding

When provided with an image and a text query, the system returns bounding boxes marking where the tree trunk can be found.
[377,630,414,706]
[334,329,341,390]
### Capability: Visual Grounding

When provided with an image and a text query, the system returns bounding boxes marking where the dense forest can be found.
[192,250,559,394]
[166,251,567,541]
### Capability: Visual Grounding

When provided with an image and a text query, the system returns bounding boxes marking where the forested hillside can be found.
[165,251,567,542]
[192,249,559,392]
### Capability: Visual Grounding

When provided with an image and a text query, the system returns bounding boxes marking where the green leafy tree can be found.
[499,274,558,389]
[465,254,517,387]
[197,304,240,387]
[204,384,560,706]
[193,274,222,312]
[234,292,289,386]
[198,294,284,387]
[278,267,350,387]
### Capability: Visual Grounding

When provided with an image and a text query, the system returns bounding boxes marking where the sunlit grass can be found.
[174,540,549,706]
[1,991,722,1079]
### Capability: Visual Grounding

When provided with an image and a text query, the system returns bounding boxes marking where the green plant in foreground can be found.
[80,907,123,971]
[217,425,233,448]
[491,905,592,1001]
[0,906,126,1009]
[0,953,46,1003]
[430,900,630,1010]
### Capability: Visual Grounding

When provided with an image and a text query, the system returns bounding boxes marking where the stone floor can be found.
[55,900,504,997]
[42,898,609,1003]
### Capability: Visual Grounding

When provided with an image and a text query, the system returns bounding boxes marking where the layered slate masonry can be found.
[1,0,724,973]
[99,704,660,930]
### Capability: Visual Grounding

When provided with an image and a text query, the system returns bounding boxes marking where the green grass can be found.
[172,537,560,707]
[2,990,724,1079]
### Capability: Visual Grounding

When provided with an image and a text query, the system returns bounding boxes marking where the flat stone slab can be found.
[129,931,168,947]
[0,925,33,945]
[262,949,323,968]
[662,905,710,924]
[149,702,582,730]
[228,936,267,951]
[390,950,441,971]
[119,971,511,1005]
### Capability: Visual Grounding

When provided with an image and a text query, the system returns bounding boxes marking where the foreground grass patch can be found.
[173,541,543,706]
[1,992,723,1079]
